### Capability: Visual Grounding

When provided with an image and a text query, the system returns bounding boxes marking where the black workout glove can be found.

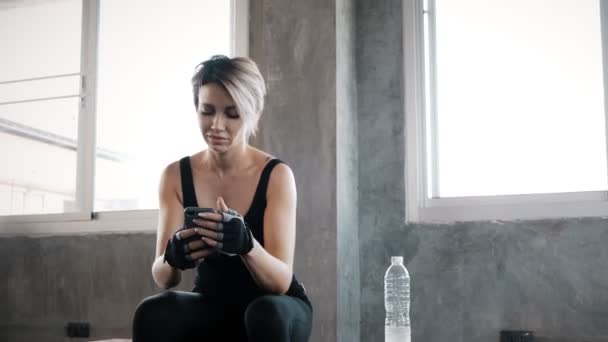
[164,229,198,270]
[217,210,254,255]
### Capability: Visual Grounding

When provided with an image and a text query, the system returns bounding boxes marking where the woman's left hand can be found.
[193,197,255,255]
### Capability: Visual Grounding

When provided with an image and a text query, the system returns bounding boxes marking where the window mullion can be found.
[76,0,100,217]
[600,0,608,188]
[232,0,250,57]
[426,0,440,199]
[404,0,426,222]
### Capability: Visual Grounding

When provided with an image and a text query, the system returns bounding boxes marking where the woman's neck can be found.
[203,144,253,176]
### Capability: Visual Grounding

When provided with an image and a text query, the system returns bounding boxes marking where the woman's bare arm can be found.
[239,163,297,294]
[151,162,184,289]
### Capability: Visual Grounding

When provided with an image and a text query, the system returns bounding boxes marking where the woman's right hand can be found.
[163,227,216,270]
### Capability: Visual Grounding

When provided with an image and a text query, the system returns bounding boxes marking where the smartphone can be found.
[184,207,217,228]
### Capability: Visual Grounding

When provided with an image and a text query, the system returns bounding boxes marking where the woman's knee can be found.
[133,291,180,327]
[245,295,312,341]
[244,295,289,328]
[132,291,189,342]
[247,295,285,315]
[132,291,214,342]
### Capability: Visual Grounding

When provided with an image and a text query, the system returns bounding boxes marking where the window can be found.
[94,0,233,212]
[0,0,83,217]
[404,0,608,222]
[0,0,248,232]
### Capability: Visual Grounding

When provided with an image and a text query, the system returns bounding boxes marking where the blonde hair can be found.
[191,55,266,141]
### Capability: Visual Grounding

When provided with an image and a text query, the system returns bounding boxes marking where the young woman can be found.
[132,55,312,342]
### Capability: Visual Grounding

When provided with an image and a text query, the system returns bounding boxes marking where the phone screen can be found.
[183,207,217,228]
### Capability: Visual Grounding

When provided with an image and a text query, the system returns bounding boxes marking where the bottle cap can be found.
[391,256,403,264]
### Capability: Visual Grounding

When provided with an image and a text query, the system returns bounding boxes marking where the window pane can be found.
[431,0,607,197]
[0,76,80,105]
[0,102,79,215]
[0,98,79,140]
[0,0,82,81]
[95,0,231,211]
[0,0,82,216]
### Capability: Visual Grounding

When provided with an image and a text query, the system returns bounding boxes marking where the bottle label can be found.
[385,326,411,342]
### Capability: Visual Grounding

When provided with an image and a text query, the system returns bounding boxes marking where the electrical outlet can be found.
[66,321,90,338]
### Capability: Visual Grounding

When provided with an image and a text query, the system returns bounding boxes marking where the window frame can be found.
[404,0,608,223]
[0,0,249,234]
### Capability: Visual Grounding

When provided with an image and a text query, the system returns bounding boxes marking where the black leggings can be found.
[132,291,313,342]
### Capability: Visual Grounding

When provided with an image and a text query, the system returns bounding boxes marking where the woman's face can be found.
[197,83,244,153]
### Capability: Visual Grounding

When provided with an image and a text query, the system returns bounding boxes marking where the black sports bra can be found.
[179,156,311,308]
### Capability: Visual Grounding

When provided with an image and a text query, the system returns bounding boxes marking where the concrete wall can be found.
[356,1,608,341]
[0,233,180,342]
[336,0,361,341]
[249,0,338,341]
[3,1,608,342]
[250,1,362,340]
[355,0,408,340]
[1,1,345,341]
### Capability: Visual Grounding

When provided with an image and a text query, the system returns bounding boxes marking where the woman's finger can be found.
[188,246,217,261]
[186,239,208,253]
[196,211,223,222]
[193,219,222,231]
[194,227,224,240]
[201,237,220,248]
[217,197,229,212]
[177,227,199,239]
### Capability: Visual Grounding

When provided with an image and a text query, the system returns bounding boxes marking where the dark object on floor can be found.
[66,321,90,337]
[501,330,534,342]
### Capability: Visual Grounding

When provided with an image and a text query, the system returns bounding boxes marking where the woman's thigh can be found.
[244,295,313,342]
[132,291,234,342]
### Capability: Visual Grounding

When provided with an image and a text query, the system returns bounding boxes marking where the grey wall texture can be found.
[249,0,338,341]
[3,1,608,342]
[0,233,194,342]
[336,0,361,341]
[356,1,608,342]
[1,1,344,341]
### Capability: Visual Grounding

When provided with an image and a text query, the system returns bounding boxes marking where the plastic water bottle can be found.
[384,256,411,342]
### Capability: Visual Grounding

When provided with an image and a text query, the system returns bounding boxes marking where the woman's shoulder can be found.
[249,146,286,167]
[263,160,296,205]
[257,154,295,194]
[160,158,184,181]
[248,146,271,161]
[159,153,200,189]
[160,158,185,188]
[157,159,183,204]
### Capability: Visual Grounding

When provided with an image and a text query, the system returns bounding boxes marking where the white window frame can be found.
[404,0,608,223]
[0,0,249,235]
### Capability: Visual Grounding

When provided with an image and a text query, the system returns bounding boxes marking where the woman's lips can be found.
[208,135,228,143]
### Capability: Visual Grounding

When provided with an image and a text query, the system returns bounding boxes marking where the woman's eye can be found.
[226,108,240,119]
[200,107,214,115]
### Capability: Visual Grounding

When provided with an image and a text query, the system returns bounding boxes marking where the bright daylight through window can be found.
[405,0,608,221]
[0,0,235,218]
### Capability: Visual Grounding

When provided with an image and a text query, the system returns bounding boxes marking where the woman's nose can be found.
[211,112,226,130]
